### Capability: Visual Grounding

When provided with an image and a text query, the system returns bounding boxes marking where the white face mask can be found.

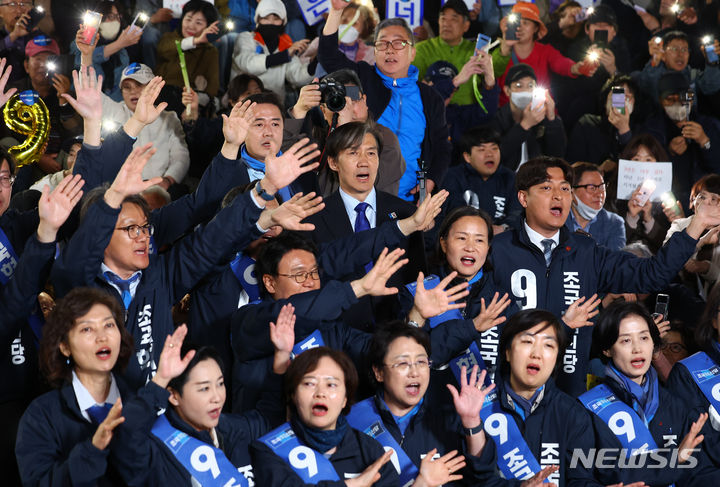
[511,91,532,109]
[664,103,690,122]
[339,24,360,44]
[605,99,634,117]
[99,20,121,41]
[573,195,601,221]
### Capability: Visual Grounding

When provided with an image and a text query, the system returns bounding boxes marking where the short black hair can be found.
[663,30,689,47]
[368,321,431,387]
[515,156,573,192]
[591,301,662,363]
[168,345,224,396]
[180,0,219,26]
[458,125,501,156]
[325,120,383,162]
[243,91,285,114]
[80,186,150,224]
[498,309,568,378]
[433,206,495,268]
[256,232,319,292]
[228,74,264,103]
[571,162,602,186]
[374,18,414,44]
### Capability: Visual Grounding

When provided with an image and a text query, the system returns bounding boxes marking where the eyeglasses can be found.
[277,268,320,283]
[666,46,689,53]
[0,2,33,8]
[0,174,15,188]
[374,39,413,51]
[385,358,432,373]
[573,182,606,193]
[116,223,154,239]
[695,193,720,206]
[660,342,686,353]
[105,13,122,21]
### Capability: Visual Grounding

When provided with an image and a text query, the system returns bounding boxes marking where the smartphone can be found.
[653,293,670,320]
[128,12,149,35]
[611,86,626,114]
[506,14,519,41]
[706,42,719,65]
[81,11,103,45]
[653,36,662,45]
[24,5,45,32]
[531,87,546,110]
[45,54,73,78]
[594,29,609,48]
[475,33,491,53]
[660,191,680,216]
[635,179,657,207]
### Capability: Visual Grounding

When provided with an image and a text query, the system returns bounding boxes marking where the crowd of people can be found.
[3,0,720,485]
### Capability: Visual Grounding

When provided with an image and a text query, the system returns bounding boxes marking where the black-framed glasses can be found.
[277,268,320,284]
[573,182,606,193]
[384,358,432,373]
[116,223,154,239]
[374,39,413,51]
[0,174,15,188]
[660,342,687,354]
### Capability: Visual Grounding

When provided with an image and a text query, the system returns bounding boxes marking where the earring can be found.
[66,356,71,365]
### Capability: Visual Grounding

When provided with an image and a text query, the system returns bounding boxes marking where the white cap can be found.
[255,0,287,25]
[120,63,154,85]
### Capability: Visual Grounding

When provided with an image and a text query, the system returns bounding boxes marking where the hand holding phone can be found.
[611,86,626,114]
[81,11,103,45]
[505,14,519,41]
[128,12,149,35]
[653,293,670,320]
[475,33,491,53]
[24,6,45,32]
[531,87,546,110]
[634,179,657,207]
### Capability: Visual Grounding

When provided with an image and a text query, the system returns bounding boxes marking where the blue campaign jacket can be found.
[112,380,283,486]
[564,208,626,252]
[250,417,399,487]
[476,377,601,487]
[51,191,264,389]
[667,346,720,467]
[489,224,697,396]
[588,377,720,486]
[15,376,132,487]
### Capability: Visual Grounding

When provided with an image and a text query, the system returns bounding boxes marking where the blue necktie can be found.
[354,203,373,273]
[541,239,554,266]
[104,272,141,309]
[87,403,113,424]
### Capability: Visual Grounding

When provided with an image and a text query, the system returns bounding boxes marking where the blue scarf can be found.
[292,414,349,454]
[468,269,484,287]
[502,374,544,420]
[240,145,292,202]
[379,393,424,435]
[605,363,659,426]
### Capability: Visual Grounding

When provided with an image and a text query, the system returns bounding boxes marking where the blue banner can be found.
[259,423,340,483]
[347,398,418,486]
[151,414,249,486]
[680,352,720,413]
[449,341,491,387]
[405,275,463,329]
[230,253,260,302]
[292,329,325,357]
[0,228,19,285]
[385,0,423,28]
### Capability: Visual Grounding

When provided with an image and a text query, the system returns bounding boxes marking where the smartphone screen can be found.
[653,294,670,320]
[129,13,149,34]
[81,11,103,45]
[531,87,546,110]
[635,179,657,207]
[506,16,519,41]
[594,29,609,47]
[611,86,625,113]
[706,44,719,64]
[25,6,45,31]
[475,33,491,53]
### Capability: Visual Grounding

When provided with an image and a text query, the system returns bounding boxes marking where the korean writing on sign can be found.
[298,0,330,26]
[617,160,673,202]
[386,0,423,29]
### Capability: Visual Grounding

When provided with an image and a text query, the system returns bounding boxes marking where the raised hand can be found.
[153,324,196,388]
[52,73,72,98]
[291,80,322,119]
[131,77,168,126]
[195,20,220,44]
[115,25,143,49]
[270,304,296,353]
[62,66,104,121]
[91,398,125,450]
[36,174,85,243]
[351,248,408,298]
[222,99,256,146]
[262,138,320,194]
[345,449,393,487]
[447,365,495,424]
[652,313,670,338]
[562,294,601,329]
[262,192,325,231]
[75,23,100,64]
[520,465,559,487]
[0,58,17,107]
[473,292,511,332]
[411,271,469,320]
[418,449,466,487]
[678,412,707,463]
[105,143,163,207]
[288,39,310,56]
[398,190,448,235]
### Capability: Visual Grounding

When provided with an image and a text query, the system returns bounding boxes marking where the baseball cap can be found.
[440,0,471,19]
[120,63,154,85]
[425,60,459,84]
[255,0,287,25]
[586,5,618,30]
[25,35,60,58]
[506,63,537,85]
[658,71,690,99]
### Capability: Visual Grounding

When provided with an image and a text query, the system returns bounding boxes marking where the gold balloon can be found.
[3,92,51,167]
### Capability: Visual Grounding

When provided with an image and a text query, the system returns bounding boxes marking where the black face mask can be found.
[257,23,284,52]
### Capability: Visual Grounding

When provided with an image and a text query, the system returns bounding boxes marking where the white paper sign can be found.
[386,0,423,29]
[298,0,330,26]
[617,159,673,202]
[163,0,214,19]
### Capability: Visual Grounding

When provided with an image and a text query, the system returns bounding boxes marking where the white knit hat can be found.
[254,0,287,25]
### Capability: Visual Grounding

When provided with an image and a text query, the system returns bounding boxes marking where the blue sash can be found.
[292,329,325,357]
[259,423,340,483]
[405,275,463,328]
[480,390,544,481]
[229,253,260,302]
[680,352,720,411]
[449,341,491,387]
[346,398,418,487]
[0,228,19,285]
[151,414,249,487]
[580,384,659,456]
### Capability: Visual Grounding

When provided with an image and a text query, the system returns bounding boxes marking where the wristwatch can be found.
[463,422,484,436]
[255,180,275,201]
[703,140,711,150]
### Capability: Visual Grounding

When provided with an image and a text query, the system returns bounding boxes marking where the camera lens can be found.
[318,78,347,112]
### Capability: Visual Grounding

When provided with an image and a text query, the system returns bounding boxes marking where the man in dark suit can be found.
[305,121,428,331]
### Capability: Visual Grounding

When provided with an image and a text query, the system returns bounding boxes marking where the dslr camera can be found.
[317,78,346,112]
